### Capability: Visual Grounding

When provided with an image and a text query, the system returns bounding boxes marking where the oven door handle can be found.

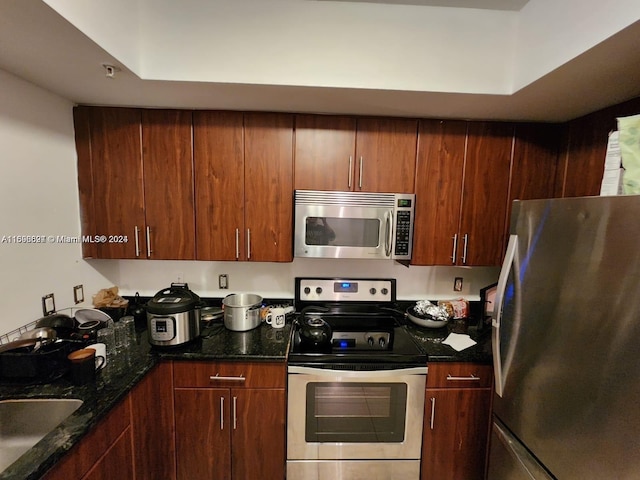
[287,365,426,377]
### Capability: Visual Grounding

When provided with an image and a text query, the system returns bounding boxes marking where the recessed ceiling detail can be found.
[308,0,529,11]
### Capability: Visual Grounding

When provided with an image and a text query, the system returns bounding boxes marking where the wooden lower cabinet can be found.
[421,363,493,480]
[130,362,176,480]
[82,426,134,480]
[43,398,133,480]
[173,361,286,480]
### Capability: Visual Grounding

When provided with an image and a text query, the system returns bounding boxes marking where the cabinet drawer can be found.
[427,362,493,388]
[173,361,286,388]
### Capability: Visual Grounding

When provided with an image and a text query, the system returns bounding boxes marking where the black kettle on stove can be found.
[298,306,332,348]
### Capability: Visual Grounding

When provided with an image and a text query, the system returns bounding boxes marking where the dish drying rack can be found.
[0,307,86,345]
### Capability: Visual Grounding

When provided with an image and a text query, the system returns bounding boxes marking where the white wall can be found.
[88,258,499,302]
[514,0,640,91]
[0,69,112,335]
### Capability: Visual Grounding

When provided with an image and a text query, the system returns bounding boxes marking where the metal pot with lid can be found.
[147,283,201,347]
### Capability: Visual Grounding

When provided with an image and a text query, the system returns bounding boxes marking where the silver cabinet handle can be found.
[146,225,152,257]
[220,396,224,430]
[209,374,246,382]
[235,228,240,260]
[462,233,469,264]
[348,156,353,189]
[358,156,363,189]
[233,396,238,430]
[451,234,458,264]
[134,226,140,257]
[246,229,251,259]
[429,397,436,430]
[447,374,480,381]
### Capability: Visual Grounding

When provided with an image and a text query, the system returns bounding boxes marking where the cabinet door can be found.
[74,107,97,258]
[355,118,418,193]
[244,113,294,262]
[294,114,356,191]
[422,388,492,480]
[130,362,176,480]
[460,121,514,266]
[412,120,467,265]
[231,388,286,480]
[142,109,195,259]
[175,388,231,480]
[194,111,245,260]
[87,107,145,259]
[82,427,134,480]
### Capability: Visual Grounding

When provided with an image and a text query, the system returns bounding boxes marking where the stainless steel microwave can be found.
[294,190,415,260]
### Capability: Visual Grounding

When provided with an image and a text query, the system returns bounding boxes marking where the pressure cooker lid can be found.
[147,284,200,314]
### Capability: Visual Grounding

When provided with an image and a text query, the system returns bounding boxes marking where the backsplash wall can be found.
[87,258,499,302]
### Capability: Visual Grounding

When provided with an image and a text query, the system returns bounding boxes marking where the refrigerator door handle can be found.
[492,234,518,397]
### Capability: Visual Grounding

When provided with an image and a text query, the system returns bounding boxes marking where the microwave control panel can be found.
[393,195,415,259]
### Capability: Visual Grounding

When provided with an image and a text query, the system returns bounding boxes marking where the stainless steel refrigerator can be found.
[488,195,640,480]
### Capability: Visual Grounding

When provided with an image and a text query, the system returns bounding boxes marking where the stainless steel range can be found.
[287,277,427,480]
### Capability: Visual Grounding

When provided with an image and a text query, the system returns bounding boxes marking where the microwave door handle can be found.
[385,211,393,257]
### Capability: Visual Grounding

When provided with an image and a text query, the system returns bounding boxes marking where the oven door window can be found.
[305,382,407,443]
[304,217,380,247]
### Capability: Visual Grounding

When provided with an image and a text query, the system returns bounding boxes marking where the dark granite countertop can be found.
[0,305,490,479]
[0,321,290,480]
[403,321,493,364]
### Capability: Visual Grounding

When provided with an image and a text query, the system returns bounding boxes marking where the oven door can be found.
[294,202,393,259]
[287,365,426,461]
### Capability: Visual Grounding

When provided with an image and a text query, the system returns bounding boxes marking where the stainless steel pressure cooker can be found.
[146,283,201,347]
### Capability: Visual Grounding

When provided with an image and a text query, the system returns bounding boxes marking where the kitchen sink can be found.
[0,398,83,473]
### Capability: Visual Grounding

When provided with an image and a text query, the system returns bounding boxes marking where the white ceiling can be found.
[0,0,639,123]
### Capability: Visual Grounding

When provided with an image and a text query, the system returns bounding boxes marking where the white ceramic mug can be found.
[87,343,107,370]
[266,307,286,329]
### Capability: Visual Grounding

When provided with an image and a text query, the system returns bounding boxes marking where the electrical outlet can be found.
[219,274,229,289]
[176,272,184,283]
[454,277,463,292]
[42,293,56,315]
[73,285,84,304]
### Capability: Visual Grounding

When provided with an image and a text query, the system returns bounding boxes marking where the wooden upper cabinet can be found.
[460,121,514,266]
[294,114,356,191]
[74,107,196,260]
[412,119,467,266]
[83,107,145,259]
[294,115,417,193]
[193,111,245,261]
[244,113,294,262]
[355,117,418,193]
[413,120,514,267]
[142,110,195,260]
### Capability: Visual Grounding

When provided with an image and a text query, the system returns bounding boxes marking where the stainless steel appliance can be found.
[287,277,427,480]
[294,190,415,261]
[489,195,640,479]
[146,283,201,347]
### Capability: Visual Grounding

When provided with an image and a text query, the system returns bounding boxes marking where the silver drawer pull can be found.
[210,374,246,382]
[447,374,480,381]
[220,397,224,430]
[429,397,436,430]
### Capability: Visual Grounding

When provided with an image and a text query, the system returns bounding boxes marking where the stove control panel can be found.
[297,278,394,303]
[332,331,392,350]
